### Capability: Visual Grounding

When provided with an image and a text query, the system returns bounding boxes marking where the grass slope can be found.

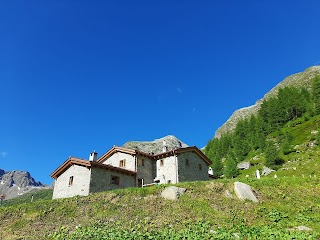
[0,178,319,239]
[238,115,320,179]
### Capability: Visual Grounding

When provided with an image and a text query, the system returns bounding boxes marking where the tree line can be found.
[205,75,320,178]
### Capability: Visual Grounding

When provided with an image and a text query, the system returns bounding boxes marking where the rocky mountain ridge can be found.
[0,169,46,200]
[214,66,320,138]
[123,135,188,154]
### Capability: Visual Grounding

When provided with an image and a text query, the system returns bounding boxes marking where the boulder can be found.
[237,162,251,170]
[234,182,258,202]
[262,166,274,176]
[296,226,312,231]
[161,186,186,200]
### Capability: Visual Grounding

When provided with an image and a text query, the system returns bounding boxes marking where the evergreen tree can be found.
[224,151,239,178]
[311,75,320,115]
[211,156,224,178]
[265,141,284,169]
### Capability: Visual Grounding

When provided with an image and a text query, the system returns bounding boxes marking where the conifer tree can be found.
[265,141,284,169]
[311,75,320,115]
[224,151,239,178]
[211,156,224,178]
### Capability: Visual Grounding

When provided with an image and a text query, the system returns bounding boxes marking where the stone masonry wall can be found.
[101,152,136,171]
[90,167,136,193]
[177,152,209,182]
[137,156,154,184]
[155,155,178,184]
[52,165,91,199]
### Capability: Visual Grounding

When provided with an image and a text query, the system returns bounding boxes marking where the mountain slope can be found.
[215,66,320,138]
[0,169,47,199]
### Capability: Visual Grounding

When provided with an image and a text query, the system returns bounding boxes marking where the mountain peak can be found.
[0,169,45,199]
[123,135,188,154]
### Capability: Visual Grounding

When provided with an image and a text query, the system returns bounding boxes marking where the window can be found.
[69,176,74,186]
[119,160,126,167]
[111,176,120,185]
[167,180,171,184]
[138,158,144,166]
[160,159,164,166]
[199,164,202,171]
[185,159,189,166]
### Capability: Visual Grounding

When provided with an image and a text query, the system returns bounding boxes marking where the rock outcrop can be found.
[234,182,258,202]
[0,169,46,199]
[237,162,251,170]
[214,66,320,138]
[123,135,188,154]
[161,186,186,200]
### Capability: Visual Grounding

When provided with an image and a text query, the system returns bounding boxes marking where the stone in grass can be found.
[234,182,258,202]
[296,226,312,231]
[237,162,251,170]
[262,166,274,176]
[161,186,186,200]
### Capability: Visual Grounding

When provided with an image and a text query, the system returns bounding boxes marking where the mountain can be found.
[214,66,320,138]
[0,169,47,200]
[123,135,188,154]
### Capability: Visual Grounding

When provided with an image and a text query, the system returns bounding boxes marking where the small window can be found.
[119,160,126,167]
[185,159,189,166]
[111,176,120,185]
[138,158,144,166]
[160,159,164,166]
[199,164,202,171]
[167,180,171,184]
[69,176,74,186]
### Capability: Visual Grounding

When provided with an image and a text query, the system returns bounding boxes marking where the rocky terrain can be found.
[123,135,188,154]
[214,66,320,138]
[0,169,46,199]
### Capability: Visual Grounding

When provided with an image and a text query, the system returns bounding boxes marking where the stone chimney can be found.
[89,150,98,161]
[162,140,168,152]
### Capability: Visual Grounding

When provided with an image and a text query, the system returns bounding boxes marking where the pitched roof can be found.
[50,156,136,179]
[97,146,136,163]
[153,146,212,165]
[98,145,212,165]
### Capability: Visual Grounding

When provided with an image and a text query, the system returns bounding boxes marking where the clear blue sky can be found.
[1,1,320,184]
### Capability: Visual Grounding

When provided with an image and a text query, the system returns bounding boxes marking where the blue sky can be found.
[1,1,320,184]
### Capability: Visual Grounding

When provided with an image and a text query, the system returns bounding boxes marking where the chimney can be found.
[162,140,168,152]
[89,150,98,161]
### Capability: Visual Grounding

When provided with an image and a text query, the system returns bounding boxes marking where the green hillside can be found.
[0,178,319,239]
[1,188,53,207]
[205,75,320,179]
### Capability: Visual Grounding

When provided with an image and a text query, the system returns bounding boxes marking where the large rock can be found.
[234,182,258,202]
[123,135,188,154]
[214,66,320,138]
[237,162,251,170]
[262,166,274,176]
[161,186,186,200]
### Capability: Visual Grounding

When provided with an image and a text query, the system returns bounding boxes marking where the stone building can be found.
[51,144,212,199]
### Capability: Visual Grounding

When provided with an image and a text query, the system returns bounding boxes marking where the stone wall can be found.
[52,165,91,199]
[137,156,154,184]
[177,152,209,182]
[89,167,136,193]
[155,155,178,184]
[101,152,136,171]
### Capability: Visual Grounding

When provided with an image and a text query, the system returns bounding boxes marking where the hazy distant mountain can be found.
[214,66,320,138]
[0,169,47,200]
[123,135,188,154]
